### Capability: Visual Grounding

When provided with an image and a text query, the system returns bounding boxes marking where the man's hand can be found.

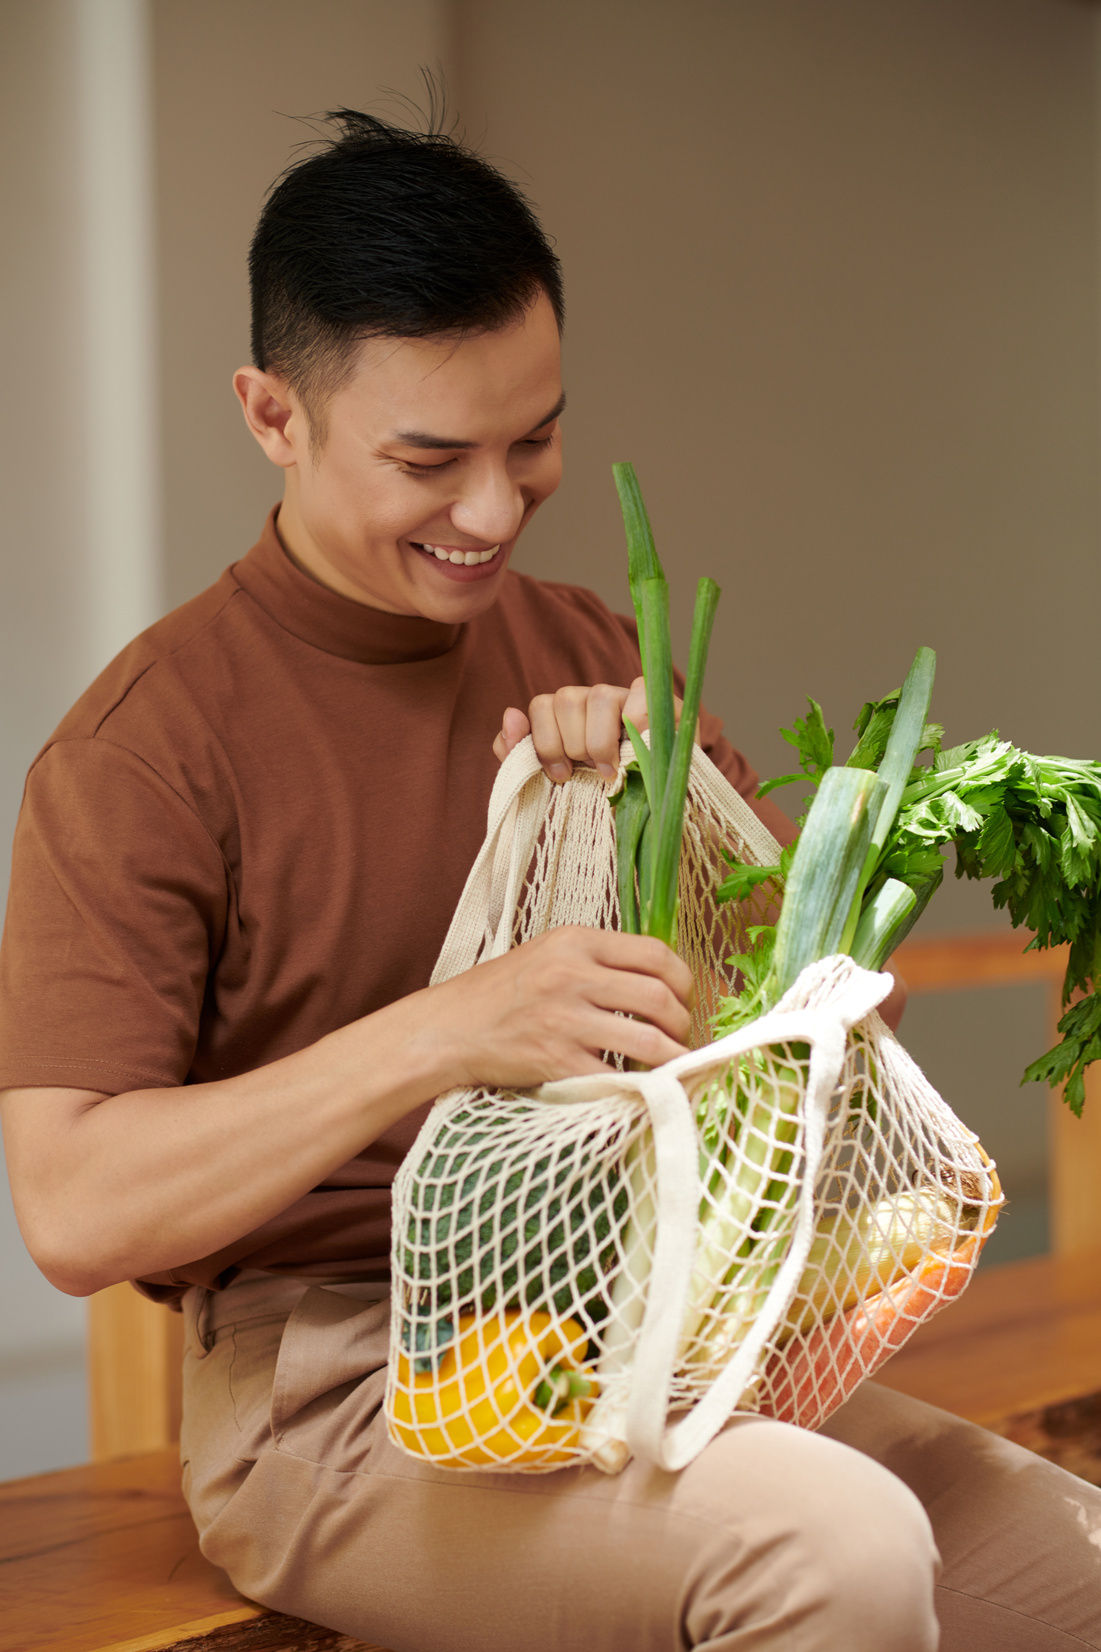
[419,926,694,1082]
[494,676,687,783]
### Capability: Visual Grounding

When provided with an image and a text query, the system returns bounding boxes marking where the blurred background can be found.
[1,0,1097,1479]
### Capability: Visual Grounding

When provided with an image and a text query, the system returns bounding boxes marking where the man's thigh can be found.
[183,1280,936,1652]
[824,1381,1101,1650]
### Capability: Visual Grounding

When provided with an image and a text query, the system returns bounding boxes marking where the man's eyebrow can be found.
[392,393,567,451]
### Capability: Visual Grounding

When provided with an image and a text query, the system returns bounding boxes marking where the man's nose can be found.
[449,463,525,546]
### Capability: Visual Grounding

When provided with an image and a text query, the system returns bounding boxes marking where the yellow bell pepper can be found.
[390,1309,596,1467]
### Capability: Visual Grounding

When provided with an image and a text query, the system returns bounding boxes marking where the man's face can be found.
[270,292,564,623]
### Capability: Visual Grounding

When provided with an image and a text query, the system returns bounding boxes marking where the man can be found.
[2,110,1099,1651]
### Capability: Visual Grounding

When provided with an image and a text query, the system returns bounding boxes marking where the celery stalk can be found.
[839,647,936,954]
[849,879,917,971]
[674,768,885,1380]
[850,871,941,972]
[580,1134,658,1474]
[677,1058,801,1366]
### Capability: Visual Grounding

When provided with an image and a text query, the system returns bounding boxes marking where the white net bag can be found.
[386,738,1002,1475]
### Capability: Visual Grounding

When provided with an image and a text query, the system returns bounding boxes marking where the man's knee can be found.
[677,1418,940,1649]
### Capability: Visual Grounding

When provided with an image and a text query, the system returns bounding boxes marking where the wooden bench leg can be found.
[88,1284,184,1461]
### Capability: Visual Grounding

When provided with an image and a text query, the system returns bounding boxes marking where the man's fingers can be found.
[621,679,697,739]
[550,686,595,768]
[567,1002,689,1070]
[584,684,630,779]
[527,693,572,781]
[434,927,697,1091]
[622,676,648,733]
[587,928,696,1012]
[529,685,631,783]
[493,706,531,765]
[513,675,702,787]
[609,1016,690,1069]
[587,969,692,1045]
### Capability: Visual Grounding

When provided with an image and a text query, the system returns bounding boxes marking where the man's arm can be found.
[1,927,693,1298]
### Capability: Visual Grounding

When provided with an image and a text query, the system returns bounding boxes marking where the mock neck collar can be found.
[231,508,463,665]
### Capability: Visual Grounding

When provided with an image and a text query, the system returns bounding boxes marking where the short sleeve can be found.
[0,740,230,1093]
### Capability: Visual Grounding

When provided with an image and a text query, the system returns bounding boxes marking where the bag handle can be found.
[432,733,782,987]
[625,962,893,1471]
[431,739,552,985]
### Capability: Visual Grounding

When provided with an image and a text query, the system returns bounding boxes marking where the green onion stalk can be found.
[611,462,721,949]
[584,464,720,1470]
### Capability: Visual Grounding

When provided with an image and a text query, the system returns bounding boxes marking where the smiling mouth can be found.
[412,541,501,567]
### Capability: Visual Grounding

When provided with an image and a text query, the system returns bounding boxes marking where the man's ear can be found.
[233,366,305,468]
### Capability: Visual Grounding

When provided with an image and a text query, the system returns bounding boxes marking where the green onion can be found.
[614,771,650,936]
[612,462,721,950]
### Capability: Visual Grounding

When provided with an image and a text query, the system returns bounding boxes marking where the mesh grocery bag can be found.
[386,738,1002,1475]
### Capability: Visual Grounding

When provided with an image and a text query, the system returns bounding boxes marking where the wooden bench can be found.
[3,929,1099,1650]
[0,1455,390,1652]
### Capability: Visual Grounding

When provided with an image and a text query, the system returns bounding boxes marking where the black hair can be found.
[249,106,564,441]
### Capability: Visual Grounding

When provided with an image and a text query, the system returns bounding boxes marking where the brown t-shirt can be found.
[0,511,794,1304]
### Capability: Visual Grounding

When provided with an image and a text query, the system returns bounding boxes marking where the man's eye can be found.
[401,458,457,475]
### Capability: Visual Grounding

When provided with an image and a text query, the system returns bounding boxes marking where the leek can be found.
[678,650,949,1394]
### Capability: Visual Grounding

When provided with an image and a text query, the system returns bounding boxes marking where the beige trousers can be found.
[180,1271,1101,1652]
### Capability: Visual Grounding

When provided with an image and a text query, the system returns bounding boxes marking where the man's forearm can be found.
[1,927,695,1296]
[0,989,447,1297]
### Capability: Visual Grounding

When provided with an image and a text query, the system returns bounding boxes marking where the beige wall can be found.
[455,0,1100,874]
[0,0,93,1479]
[451,0,1101,1266]
[153,0,452,608]
[0,2,94,776]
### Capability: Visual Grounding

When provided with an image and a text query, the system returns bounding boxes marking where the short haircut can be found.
[249,107,564,444]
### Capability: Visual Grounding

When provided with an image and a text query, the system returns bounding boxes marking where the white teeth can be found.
[419,542,501,565]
